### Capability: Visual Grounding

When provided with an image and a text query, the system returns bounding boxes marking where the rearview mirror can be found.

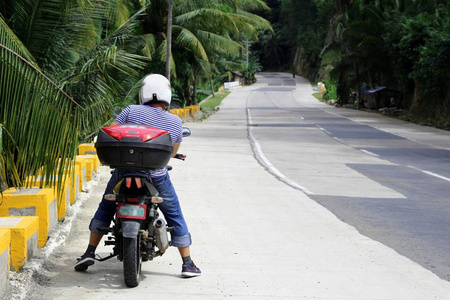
[182,127,191,137]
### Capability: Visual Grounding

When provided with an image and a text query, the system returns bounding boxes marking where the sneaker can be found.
[181,261,201,278]
[74,252,95,271]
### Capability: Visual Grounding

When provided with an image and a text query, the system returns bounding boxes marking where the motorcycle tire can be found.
[123,236,142,287]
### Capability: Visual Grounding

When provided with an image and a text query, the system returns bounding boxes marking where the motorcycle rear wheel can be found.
[123,236,142,287]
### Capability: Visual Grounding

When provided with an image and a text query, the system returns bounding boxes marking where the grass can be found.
[198,90,231,120]
[199,90,230,109]
[312,92,321,100]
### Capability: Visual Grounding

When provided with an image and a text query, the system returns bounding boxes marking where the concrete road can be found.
[13,72,450,299]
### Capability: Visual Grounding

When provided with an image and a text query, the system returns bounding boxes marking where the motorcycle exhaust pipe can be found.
[153,218,170,253]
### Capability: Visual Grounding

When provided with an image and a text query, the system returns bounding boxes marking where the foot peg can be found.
[97,227,112,234]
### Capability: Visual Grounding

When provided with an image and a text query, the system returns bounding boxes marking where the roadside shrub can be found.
[323,81,337,101]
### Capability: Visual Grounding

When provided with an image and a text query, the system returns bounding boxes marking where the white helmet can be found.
[140,74,172,106]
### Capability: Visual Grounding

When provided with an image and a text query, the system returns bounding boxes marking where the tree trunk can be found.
[209,65,215,98]
[165,0,173,80]
[210,76,215,98]
[193,74,198,105]
[354,62,362,110]
[184,78,192,106]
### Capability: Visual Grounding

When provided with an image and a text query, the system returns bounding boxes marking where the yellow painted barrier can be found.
[78,143,96,155]
[0,228,10,291]
[74,156,88,192]
[0,188,57,248]
[90,155,101,173]
[76,155,97,182]
[26,175,71,221]
[69,165,81,204]
[187,105,200,117]
[57,162,81,204]
[54,163,80,205]
[170,105,201,120]
[0,217,39,271]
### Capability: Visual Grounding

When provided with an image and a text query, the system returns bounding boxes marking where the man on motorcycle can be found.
[74,74,201,278]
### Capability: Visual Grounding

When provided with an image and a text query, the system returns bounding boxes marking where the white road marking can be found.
[246,108,314,195]
[360,149,379,157]
[408,165,450,182]
[317,126,331,135]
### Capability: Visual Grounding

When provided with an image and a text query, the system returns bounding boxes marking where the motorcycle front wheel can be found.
[123,236,142,287]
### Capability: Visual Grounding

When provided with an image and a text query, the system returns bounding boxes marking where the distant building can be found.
[231,71,244,86]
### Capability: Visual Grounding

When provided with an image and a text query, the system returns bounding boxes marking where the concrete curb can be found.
[69,164,81,204]
[74,157,88,192]
[170,105,201,121]
[27,175,71,221]
[76,155,97,182]
[0,228,10,295]
[0,149,100,299]
[0,217,39,271]
[78,143,96,155]
[0,188,57,248]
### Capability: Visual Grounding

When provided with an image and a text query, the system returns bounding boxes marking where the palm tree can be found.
[0,0,149,189]
[139,0,271,105]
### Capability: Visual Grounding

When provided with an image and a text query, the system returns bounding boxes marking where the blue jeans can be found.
[90,169,191,248]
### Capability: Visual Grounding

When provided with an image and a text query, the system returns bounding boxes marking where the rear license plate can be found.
[117,203,147,220]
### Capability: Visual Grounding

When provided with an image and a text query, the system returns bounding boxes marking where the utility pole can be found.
[165,0,173,81]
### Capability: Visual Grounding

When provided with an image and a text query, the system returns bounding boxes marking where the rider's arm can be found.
[110,121,119,126]
[171,143,180,157]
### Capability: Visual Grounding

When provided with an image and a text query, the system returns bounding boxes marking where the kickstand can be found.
[94,252,118,262]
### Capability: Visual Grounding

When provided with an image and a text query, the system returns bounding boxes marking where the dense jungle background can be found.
[253,0,450,128]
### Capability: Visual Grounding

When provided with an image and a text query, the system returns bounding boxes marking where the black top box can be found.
[95,124,173,170]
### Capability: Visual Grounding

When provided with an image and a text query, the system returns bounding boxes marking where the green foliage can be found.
[0,19,82,189]
[0,0,148,188]
[0,0,273,188]
[261,0,450,121]
[254,0,333,74]
[243,55,262,84]
[381,7,450,117]
[409,13,450,98]
[142,0,271,105]
[322,80,337,101]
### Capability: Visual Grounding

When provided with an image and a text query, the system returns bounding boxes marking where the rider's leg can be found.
[75,170,121,271]
[152,173,201,277]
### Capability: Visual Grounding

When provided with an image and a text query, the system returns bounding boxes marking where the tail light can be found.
[103,124,168,142]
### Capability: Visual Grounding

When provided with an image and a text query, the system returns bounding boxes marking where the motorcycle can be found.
[93,124,191,287]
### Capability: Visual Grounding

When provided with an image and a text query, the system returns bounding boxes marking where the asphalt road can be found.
[11,72,450,300]
[248,73,450,281]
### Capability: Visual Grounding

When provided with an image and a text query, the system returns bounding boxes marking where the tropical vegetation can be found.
[5,0,447,191]
[255,0,450,127]
[0,0,272,190]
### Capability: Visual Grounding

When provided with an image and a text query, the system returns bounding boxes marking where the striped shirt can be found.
[115,105,182,177]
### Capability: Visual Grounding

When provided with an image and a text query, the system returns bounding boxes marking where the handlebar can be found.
[173,153,186,160]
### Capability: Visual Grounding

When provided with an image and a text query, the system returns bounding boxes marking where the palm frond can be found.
[173,26,208,62]
[0,41,82,191]
[175,8,240,36]
[195,30,243,56]
[0,18,38,67]
[234,10,273,34]
[221,0,271,12]
[141,34,157,59]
